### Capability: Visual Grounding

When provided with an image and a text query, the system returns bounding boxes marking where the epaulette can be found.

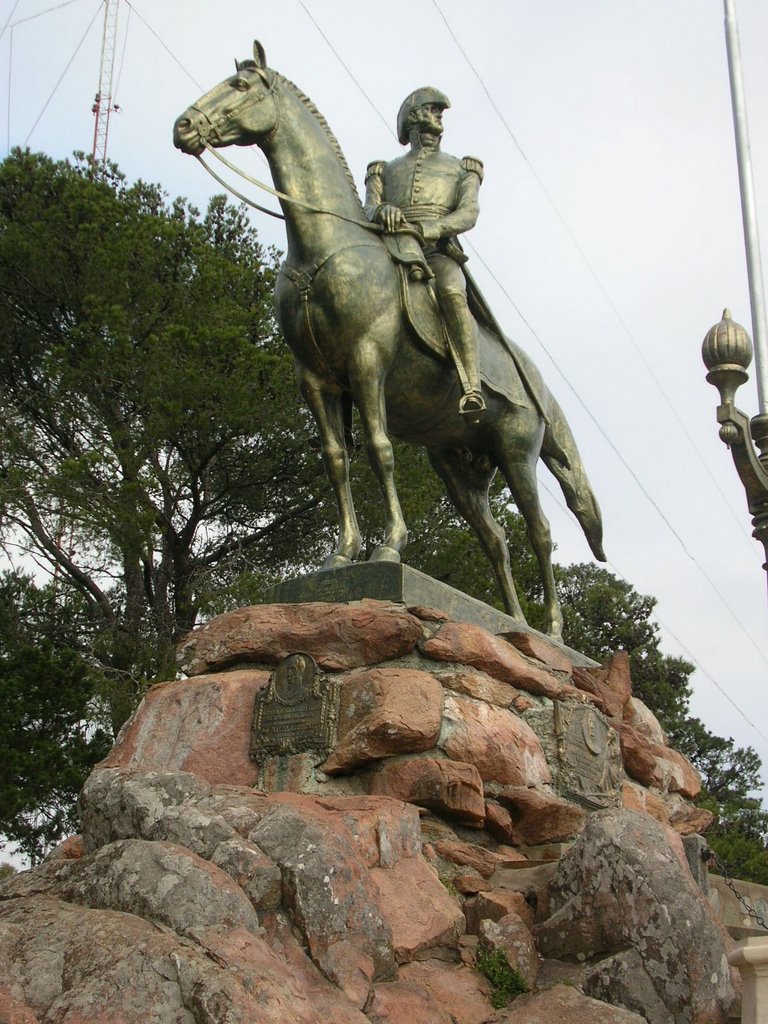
[461,156,484,182]
[365,160,386,182]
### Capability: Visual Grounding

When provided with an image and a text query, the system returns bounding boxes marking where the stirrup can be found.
[459,391,487,420]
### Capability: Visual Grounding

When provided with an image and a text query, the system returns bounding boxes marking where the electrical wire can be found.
[122,0,203,92]
[297,0,395,141]
[112,1,131,106]
[431,0,755,550]
[6,25,12,154]
[7,0,82,30]
[23,1,102,146]
[293,3,768,735]
[121,0,270,174]
[0,0,20,41]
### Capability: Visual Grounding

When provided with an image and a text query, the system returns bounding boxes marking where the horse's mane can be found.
[274,71,364,214]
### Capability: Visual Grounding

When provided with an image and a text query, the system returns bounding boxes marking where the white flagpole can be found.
[723,0,768,416]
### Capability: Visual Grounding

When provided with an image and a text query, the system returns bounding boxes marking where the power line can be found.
[0,0,21,41]
[120,0,270,176]
[297,0,394,141]
[7,0,82,31]
[430,0,755,552]
[24,2,102,146]
[122,0,203,92]
[538,475,768,752]
[113,2,131,105]
[293,4,768,724]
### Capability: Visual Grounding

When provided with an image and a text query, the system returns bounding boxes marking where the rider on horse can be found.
[364,87,486,419]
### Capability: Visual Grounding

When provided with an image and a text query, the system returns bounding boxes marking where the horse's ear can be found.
[234,58,243,72]
[253,40,267,69]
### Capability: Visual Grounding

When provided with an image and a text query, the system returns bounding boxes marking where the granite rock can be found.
[322,668,443,774]
[420,621,568,700]
[533,808,738,1023]
[492,983,651,1023]
[98,670,269,787]
[368,757,485,826]
[440,693,551,788]
[177,600,424,675]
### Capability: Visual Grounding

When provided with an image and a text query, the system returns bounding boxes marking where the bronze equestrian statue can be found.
[173,41,606,640]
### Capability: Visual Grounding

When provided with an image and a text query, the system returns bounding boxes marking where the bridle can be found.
[189,65,393,235]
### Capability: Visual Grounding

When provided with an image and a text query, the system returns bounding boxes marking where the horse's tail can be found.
[541,397,606,562]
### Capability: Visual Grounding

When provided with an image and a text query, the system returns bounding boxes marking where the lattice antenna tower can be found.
[91,0,120,165]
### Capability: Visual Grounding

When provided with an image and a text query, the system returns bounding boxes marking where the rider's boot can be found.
[441,291,487,420]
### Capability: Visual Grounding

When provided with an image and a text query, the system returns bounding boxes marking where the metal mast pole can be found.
[723,0,768,415]
[91,0,119,165]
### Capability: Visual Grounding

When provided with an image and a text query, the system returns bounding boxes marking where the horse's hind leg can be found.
[495,446,563,641]
[428,447,525,622]
[298,368,362,568]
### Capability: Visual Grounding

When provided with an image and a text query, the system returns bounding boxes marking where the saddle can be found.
[382,232,533,412]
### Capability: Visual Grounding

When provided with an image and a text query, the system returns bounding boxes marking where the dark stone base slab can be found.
[265,562,597,668]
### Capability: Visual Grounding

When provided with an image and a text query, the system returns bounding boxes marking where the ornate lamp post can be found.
[702,310,768,577]
[702,1,768,589]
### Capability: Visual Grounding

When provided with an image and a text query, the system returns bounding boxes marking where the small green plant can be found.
[475,947,529,1009]
[439,875,458,898]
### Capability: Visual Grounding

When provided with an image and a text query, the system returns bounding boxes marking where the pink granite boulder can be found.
[322,668,443,774]
[420,622,568,699]
[99,670,269,787]
[368,757,485,826]
[440,693,551,788]
[178,600,424,675]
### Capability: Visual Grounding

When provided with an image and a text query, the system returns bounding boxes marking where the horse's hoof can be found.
[322,553,352,570]
[369,545,401,564]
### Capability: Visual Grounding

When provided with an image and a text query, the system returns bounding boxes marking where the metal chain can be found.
[710,851,768,930]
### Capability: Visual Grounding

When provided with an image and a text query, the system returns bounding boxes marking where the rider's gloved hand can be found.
[375,203,406,233]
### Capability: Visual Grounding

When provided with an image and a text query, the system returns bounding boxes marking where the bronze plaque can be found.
[554,703,622,810]
[251,653,340,758]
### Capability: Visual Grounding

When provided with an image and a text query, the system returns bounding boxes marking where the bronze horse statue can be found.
[173,40,605,639]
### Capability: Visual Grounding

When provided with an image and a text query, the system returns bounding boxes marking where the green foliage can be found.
[0,572,111,863]
[475,947,528,1009]
[0,863,16,881]
[0,149,330,727]
[674,717,768,884]
[439,874,459,898]
[556,564,768,886]
[557,563,693,735]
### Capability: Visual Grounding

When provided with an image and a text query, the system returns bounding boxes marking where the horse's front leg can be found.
[349,349,408,563]
[298,367,362,568]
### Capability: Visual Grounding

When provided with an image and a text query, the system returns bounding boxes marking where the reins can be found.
[197,142,387,234]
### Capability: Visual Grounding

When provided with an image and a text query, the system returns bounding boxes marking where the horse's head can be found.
[173,40,277,155]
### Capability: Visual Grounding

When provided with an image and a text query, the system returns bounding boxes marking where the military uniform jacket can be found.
[364,148,483,247]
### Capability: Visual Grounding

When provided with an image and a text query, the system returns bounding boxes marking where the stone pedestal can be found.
[729,937,768,1023]
[0,588,739,1024]
[266,562,598,667]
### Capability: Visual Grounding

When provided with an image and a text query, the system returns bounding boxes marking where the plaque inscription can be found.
[250,653,340,758]
[553,702,622,809]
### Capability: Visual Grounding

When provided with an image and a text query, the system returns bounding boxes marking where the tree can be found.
[0,150,332,726]
[674,716,768,885]
[556,562,693,735]
[555,563,768,884]
[0,572,111,863]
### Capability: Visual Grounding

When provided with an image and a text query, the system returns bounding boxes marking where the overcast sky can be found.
[3,0,767,792]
